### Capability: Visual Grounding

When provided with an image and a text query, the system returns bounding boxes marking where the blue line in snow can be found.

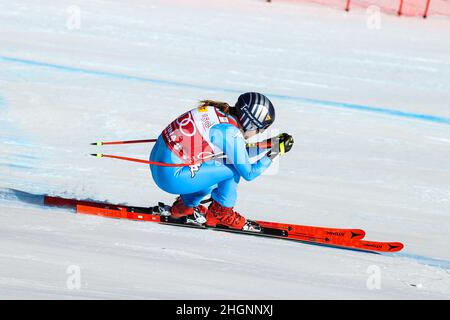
[391,252,450,270]
[4,163,33,170]
[2,55,450,126]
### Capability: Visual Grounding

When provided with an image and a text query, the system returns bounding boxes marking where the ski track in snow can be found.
[1,0,450,299]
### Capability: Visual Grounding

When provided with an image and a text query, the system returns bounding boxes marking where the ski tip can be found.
[90,153,103,158]
[388,242,405,252]
[90,142,103,146]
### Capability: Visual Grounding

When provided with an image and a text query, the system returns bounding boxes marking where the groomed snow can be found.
[1,0,449,299]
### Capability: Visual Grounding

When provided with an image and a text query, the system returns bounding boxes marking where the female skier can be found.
[149,92,293,230]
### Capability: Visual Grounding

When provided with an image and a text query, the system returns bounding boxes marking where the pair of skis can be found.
[43,195,404,253]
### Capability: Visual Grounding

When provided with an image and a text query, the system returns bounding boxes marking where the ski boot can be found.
[205,200,247,230]
[170,197,194,218]
[170,197,207,225]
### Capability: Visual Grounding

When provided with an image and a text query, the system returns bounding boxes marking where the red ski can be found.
[43,195,404,253]
[255,220,365,241]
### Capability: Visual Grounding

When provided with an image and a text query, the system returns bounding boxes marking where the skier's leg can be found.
[211,169,240,208]
[205,168,247,230]
[159,161,236,218]
[180,186,215,207]
[152,158,236,196]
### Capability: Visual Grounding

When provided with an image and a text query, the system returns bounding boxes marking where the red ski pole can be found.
[90,136,278,167]
[91,153,199,167]
[91,139,157,146]
[91,138,273,149]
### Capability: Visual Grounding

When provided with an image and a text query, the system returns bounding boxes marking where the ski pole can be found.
[90,154,200,167]
[90,136,277,167]
[91,139,157,146]
[246,140,272,149]
[91,138,273,149]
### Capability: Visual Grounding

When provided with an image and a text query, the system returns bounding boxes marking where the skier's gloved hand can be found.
[267,133,294,160]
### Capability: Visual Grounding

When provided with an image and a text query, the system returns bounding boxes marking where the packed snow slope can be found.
[1,0,450,299]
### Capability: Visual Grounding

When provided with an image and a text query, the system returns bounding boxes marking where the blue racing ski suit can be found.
[150,108,272,208]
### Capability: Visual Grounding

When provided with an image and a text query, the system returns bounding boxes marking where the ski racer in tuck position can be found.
[149,92,294,230]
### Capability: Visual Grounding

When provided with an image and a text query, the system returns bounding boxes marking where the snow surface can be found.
[1,0,450,299]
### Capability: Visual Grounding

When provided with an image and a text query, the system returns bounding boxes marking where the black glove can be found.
[267,133,294,160]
